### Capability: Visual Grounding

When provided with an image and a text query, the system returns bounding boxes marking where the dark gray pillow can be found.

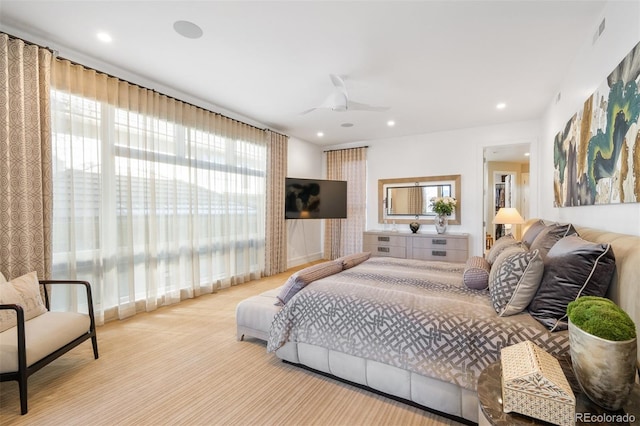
[528,235,616,332]
[528,223,578,259]
[521,220,546,248]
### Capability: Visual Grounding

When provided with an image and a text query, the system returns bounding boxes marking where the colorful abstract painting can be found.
[554,41,640,207]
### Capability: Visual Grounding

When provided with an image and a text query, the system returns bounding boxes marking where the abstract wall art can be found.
[553,40,640,207]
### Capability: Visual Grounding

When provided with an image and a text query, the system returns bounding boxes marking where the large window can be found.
[50,87,267,323]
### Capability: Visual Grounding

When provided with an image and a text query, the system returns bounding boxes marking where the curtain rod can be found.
[1,31,288,139]
[323,145,369,153]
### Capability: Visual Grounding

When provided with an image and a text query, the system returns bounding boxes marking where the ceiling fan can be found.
[302,74,390,114]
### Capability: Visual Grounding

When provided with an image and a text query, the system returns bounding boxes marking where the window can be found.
[51,89,267,321]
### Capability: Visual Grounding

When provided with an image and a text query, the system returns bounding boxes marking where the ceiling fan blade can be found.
[347,100,390,112]
[329,74,348,97]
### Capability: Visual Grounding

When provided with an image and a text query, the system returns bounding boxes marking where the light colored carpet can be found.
[0,266,464,426]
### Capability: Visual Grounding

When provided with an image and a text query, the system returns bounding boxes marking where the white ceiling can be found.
[0,1,606,149]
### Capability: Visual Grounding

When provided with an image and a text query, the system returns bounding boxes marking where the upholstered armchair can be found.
[0,272,98,414]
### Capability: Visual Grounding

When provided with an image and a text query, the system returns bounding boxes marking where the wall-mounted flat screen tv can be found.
[285,177,347,219]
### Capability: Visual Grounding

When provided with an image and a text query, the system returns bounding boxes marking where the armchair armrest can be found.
[0,304,28,375]
[38,280,97,340]
[38,280,92,310]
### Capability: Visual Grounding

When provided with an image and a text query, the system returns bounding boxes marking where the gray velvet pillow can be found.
[528,235,616,331]
[276,260,343,305]
[463,256,491,290]
[486,235,521,265]
[528,222,578,259]
[490,249,543,316]
[521,220,546,248]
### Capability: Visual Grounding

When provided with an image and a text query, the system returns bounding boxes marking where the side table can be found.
[477,356,639,425]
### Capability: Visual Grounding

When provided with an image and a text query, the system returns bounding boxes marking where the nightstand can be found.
[477,356,640,425]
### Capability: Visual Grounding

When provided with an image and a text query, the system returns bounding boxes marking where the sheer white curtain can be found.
[50,59,267,324]
[324,147,367,259]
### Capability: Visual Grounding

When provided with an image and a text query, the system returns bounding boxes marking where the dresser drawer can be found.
[412,236,468,250]
[362,231,468,262]
[412,248,468,263]
[363,233,407,247]
[365,244,407,258]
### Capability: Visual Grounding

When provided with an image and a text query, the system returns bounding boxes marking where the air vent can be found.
[592,18,606,45]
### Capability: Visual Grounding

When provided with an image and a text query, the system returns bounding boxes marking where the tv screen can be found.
[285,178,347,219]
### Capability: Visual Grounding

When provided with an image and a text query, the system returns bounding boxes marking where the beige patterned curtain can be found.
[264,130,288,276]
[408,186,424,216]
[324,147,367,259]
[0,34,53,281]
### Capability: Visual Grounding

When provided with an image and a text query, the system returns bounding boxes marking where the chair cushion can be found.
[0,311,91,373]
[0,271,48,332]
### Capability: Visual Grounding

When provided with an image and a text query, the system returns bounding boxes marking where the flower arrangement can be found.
[430,196,457,216]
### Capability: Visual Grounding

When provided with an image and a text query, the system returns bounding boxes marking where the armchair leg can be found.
[18,375,28,414]
[91,335,99,359]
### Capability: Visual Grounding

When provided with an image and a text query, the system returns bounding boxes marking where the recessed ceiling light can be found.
[524,152,530,157]
[496,102,507,110]
[173,20,203,39]
[341,123,354,128]
[317,132,324,137]
[387,120,396,127]
[97,32,112,43]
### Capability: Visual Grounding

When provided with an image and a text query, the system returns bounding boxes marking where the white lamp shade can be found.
[493,208,524,225]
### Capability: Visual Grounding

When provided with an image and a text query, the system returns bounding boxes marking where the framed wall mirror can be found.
[378,174,461,225]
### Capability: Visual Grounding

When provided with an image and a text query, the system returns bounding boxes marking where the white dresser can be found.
[363,231,469,263]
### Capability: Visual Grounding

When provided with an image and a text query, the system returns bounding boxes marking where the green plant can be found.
[567,296,636,341]
[429,196,457,216]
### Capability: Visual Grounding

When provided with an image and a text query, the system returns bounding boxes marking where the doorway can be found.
[483,144,530,249]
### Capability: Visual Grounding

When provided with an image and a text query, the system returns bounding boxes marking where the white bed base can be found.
[236,288,478,423]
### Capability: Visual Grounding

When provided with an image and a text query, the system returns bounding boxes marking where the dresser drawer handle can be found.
[432,239,447,245]
[432,250,447,257]
[378,247,390,253]
[378,236,390,242]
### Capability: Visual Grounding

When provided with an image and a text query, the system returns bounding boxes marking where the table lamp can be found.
[493,207,524,235]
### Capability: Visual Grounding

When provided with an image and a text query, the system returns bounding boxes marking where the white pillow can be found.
[0,271,48,332]
[0,271,6,283]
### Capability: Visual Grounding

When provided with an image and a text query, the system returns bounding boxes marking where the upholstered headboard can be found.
[524,219,640,369]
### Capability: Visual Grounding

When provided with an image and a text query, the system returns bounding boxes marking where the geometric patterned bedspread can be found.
[267,257,569,391]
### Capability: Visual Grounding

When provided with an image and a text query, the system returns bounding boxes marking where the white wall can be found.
[325,120,541,257]
[286,137,324,267]
[539,0,640,235]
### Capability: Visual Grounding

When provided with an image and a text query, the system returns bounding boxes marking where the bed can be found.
[238,220,640,423]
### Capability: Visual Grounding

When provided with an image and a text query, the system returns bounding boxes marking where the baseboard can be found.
[287,252,323,269]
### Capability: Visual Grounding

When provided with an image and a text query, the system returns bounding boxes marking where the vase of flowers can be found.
[430,196,456,234]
